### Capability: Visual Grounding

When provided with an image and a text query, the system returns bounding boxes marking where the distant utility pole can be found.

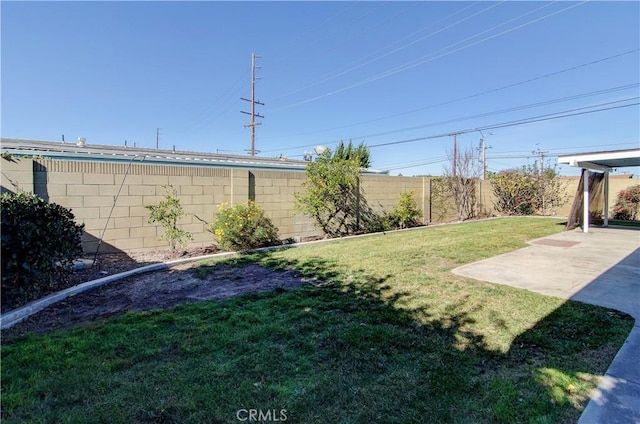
[450,132,460,177]
[156,128,161,150]
[532,145,548,172]
[473,128,490,180]
[532,145,549,215]
[241,53,264,156]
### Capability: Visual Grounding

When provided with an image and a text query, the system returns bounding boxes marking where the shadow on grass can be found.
[1,251,633,424]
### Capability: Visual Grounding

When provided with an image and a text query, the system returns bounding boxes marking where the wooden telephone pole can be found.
[241,53,264,156]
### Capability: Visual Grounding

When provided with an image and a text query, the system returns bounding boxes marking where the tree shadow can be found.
[1,249,634,423]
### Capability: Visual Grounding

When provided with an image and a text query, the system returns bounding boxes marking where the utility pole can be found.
[481,135,486,180]
[532,145,549,215]
[451,132,459,177]
[473,128,491,180]
[241,53,264,156]
[156,128,161,150]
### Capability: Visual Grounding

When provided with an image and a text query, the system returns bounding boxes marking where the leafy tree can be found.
[489,161,568,216]
[611,184,640,220]
[332,140,371,168]
[146,185,193,253]
[294,151,364,237]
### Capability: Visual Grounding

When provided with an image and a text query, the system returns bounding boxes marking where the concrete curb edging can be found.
[0,251,240,330]
[0,216,552,330]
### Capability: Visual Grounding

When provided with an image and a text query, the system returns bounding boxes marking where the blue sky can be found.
[2,1,639,176]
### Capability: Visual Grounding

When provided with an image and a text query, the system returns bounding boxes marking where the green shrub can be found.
[612,185,640,220]
[489,164,567,216]
[294,152,363,237]
[146,185,193,253]
[1,192,84,309]
[390,191,423,229]
[364,192,423,233]
[209,201,280,251]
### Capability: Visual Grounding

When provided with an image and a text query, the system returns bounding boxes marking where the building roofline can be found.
[0,137,390,174]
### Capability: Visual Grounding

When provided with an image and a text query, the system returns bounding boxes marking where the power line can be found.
[270,1,587,113]
[380,141,639,172]
[479,99,639,131]
[272,1,497,100]
[189,68,251,131]
[367,99,639,149]
[260,49,639,143]
[260,83,639,154]
[335,84,640,142]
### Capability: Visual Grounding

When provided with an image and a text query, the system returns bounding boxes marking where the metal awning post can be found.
[603,169,609,227]
[583,168,589,233]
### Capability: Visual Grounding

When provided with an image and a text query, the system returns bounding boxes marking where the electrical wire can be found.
[260,83,639,154]
[381,141,640,172]
[272,1,496,100]
[331,84,640,142]
[367,99,639,149]
[260,48,639,143]
[270,1,587,113]
[189,68,251,131]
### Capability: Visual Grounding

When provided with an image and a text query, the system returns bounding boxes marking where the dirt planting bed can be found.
[2,247,316,341]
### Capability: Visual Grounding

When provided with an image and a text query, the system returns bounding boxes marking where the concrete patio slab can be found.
[452,226,640,424]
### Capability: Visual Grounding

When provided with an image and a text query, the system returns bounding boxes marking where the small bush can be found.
[611,184,640,220]
[209,202,280,251]
[1,192,84,309]
[146,185,193,253]
[390,191,423,229]
[364,192,423,233]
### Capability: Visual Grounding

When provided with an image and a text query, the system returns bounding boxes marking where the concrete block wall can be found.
[3,155,638,255]
[1,157,34,193]
[360,175,428,222]
[32,159,245,253]
[248,170,319,241]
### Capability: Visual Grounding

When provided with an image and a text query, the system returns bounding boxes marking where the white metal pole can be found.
[583,168,589,233]
[604,169,609,227]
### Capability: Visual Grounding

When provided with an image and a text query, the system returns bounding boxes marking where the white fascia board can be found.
[558,149,640,165]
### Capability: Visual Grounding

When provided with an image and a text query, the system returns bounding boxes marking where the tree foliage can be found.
[611,184,640,220]
[294,149,368,238]
[1,192,84,309]
[146,185,193,253]
[489,162,568,216]
[332,140,371,168]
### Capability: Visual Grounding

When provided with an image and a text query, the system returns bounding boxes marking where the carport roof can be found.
[558,148,640,171]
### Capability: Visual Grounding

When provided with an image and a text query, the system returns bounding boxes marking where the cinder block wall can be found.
[360,175,427,220]
[248,170,318,241]
[0,156,34,193]
[3,155,637,254]
[31,159,248,253]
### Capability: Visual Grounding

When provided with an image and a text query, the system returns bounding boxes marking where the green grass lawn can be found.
[1,218,633,423]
